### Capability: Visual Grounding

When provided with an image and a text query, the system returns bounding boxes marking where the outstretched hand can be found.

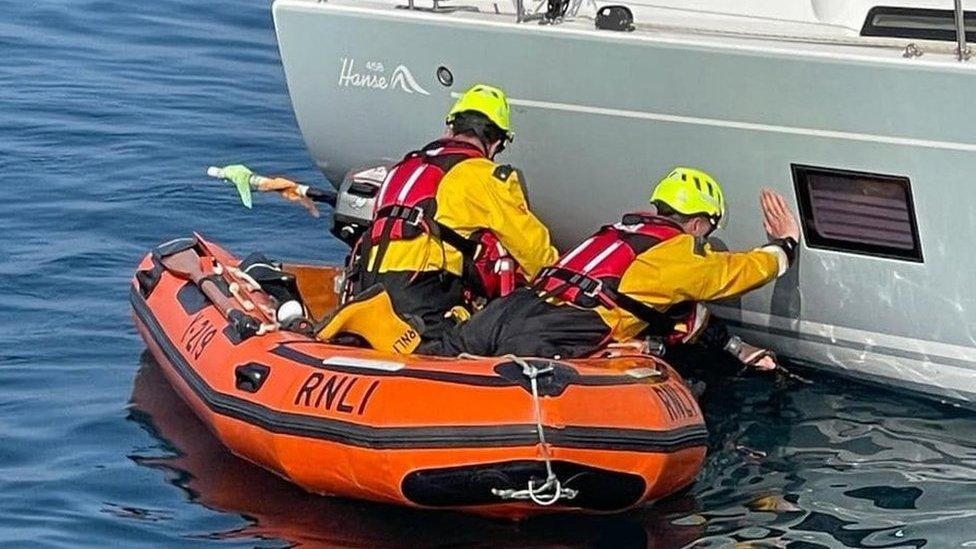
[760,188,800,242]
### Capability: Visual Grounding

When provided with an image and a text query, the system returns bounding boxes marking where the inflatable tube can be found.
[130,235,707,519]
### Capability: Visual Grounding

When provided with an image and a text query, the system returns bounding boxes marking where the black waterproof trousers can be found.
[418,287,610,358]
[417,287,739,361]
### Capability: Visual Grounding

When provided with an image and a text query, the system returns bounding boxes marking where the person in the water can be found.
[225,84,557,349]
[421,168,800,370]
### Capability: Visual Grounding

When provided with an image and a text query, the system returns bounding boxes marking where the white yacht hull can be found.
[272,0,976,405]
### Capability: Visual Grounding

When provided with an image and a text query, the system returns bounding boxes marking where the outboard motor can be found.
[330,164,390,246]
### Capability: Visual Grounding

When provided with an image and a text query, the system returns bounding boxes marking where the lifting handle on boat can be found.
[954,0,972,61]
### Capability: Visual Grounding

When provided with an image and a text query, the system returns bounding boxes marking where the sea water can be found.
[2,1,976,546]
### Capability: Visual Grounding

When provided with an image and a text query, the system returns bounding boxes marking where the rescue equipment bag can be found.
[532,212,685,336]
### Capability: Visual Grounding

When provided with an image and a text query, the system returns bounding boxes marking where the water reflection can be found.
[685,359,976,547]
[128,353,976,547]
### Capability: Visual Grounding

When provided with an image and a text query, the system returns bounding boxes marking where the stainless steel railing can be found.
[954,0,972,61]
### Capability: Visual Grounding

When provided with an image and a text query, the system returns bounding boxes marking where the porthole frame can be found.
[791,164,924,263]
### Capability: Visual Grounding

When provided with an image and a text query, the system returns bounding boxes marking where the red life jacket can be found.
[369,139,484,245]
[533,212,685,335]
[356,139,521,301]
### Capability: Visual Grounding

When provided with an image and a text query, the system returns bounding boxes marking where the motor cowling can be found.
[330,164,390,246]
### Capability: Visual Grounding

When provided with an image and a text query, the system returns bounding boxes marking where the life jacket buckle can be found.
[581,278,603,298]
[404,206,425,227]
[384,204,426,227]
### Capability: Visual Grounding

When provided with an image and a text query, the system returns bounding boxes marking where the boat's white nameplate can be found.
[338,58,429,96]
[323,356,406,372]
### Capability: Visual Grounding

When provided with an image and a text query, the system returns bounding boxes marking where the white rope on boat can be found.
[228,265,263,292]
[212,258,281,331]
[256,322,279,336]
[488,355,578,506]
[227,282,256,311]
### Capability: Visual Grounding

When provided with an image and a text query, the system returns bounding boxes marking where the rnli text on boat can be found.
[294,372,381,415]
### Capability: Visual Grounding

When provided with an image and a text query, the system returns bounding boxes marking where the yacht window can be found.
[861,6,975,42]
[792,164,922,262]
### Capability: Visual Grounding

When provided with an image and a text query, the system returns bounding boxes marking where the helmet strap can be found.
[491,136,507,157]
[472,126,493,157]
[701,215,722,238]
[466,125,503,159]
[448,112,507,159]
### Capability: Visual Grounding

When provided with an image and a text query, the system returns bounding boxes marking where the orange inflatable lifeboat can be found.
[130,234,707,519]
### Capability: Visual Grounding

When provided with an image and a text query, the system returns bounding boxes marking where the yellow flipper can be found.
[316,285,422,354]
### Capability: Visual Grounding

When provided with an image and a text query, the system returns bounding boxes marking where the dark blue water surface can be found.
[4,1,976,547]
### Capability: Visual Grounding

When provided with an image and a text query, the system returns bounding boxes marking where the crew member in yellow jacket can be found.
[345,84,558,348]
[424,167,800,369]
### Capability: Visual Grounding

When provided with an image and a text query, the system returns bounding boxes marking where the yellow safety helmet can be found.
[650,167,725,226]
[446,84,514,141]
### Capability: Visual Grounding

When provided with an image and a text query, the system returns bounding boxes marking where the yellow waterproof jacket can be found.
[590,234,785,342]
[369,157,559,279]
